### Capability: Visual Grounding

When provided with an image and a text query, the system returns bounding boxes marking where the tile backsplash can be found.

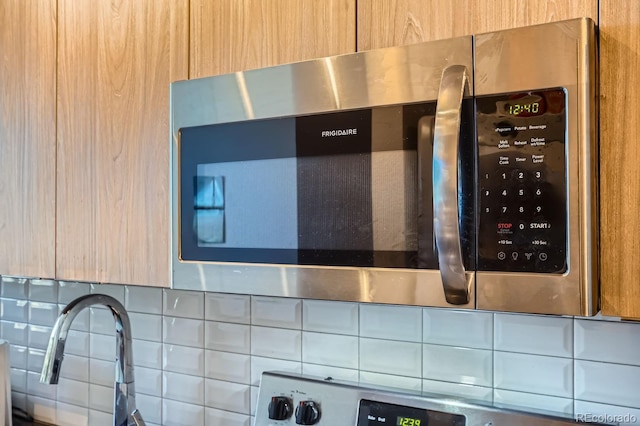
[1,276,640,426]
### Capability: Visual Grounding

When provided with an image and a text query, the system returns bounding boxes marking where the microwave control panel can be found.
[476,88,567,273]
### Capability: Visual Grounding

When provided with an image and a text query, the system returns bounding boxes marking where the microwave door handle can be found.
[432,64,472,305]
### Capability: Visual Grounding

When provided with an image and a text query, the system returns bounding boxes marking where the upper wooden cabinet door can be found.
[56,0,189,286]
[190,0,356,78]
[0,1,56,277]
[600,0,640,319]
[357,0,597,49]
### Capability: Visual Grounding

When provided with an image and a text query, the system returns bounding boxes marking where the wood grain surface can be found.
[599,0,640,319]
[357,0,597,49]
[190,0,356,78]
[0,1,57,277]
[56,0,188,286]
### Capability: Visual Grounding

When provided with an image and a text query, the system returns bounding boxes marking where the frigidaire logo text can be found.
[321,128,358,137]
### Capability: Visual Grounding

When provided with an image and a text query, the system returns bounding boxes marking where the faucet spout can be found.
[40,294,145,426]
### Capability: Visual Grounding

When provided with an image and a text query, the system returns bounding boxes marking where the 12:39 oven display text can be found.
[397,416,422,426]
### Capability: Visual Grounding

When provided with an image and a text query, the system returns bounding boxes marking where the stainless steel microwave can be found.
[170,18,598,316]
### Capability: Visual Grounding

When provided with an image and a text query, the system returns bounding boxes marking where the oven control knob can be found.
[295,400,321,425]
[268,396,293,420]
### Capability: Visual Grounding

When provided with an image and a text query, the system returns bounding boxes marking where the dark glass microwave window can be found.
[179,103,452,268]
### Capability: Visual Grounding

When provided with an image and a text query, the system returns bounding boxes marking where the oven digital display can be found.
[397,416,423,425]
[357,399,465,426]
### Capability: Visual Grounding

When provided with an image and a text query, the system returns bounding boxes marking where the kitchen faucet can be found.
[40,294,145,426]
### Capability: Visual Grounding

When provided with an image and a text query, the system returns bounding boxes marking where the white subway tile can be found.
[360,305,422,342]
[205,407,251,426]
[11,368,27,393]
[302,364,360,382]
[251,356,301,386]
[28,324,52,350]
[494,389,573,416]
[423,308,493,349]
[27,348,45,373]
[59,305,89,331]
[575,360,640,408]
[65,330,89,356]
[1,276,28,299]
[251,386,259,416]
[574,400,640,425]
[302,300,359,335]
[26,371,57,400]
[422,379,493,403]
[1,321,28,346]
[163,399,205,426]
[89,333,116,361]
[29,280,58,303]
[30,302,59,327]
[88,410,111,426]
[90,284,125,305]
[205,350,251,384]
[205,293,250,324]
[59,354,89,382]
[495,313,572,357]
[135,366,162,397]
[57,378,89,407]
[360,338,422,378]
[12,391,27,410]
[89,307,114,335]
[125,286,163,314]
[575,319,640,366]
[10,345,27,370]
[494,352,573,398]
[359,371,422,392]
[129,312,162,342]
[205,321,250,354]
[58,281,91,304]
[1,299,28,322]
[89,358,115,387]
[252,296,301,329]
[251,326,301,361]
[163,289,204,319]
[27,395,57,425]
[137,394,162,424]
[56,401,89,426]
[423,344,492,387]
[163,344,205,376]
[302,332,358,369]
[163,317,204,348]
[205,378,251,414]
[89,383,113,413]
[132,339,163,370]
[163,371,205,405]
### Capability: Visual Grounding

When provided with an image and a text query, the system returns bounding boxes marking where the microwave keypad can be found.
[476,89,567,273]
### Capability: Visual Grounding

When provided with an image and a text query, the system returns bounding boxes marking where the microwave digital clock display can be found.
[507,101,540,115]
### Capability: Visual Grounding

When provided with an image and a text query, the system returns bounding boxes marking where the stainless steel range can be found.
[254,372,601,426]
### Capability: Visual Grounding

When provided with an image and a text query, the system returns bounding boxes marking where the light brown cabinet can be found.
[357,0,597,49]
[1,0,356,288]
[0,1,57,278]
[55,0,189,286]
[599,0,640,319]
[52,0,354,287]
[190,0,356,78]
[3,1,640,317]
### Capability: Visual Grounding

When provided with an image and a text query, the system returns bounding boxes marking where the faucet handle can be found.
[131,409,146,426]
